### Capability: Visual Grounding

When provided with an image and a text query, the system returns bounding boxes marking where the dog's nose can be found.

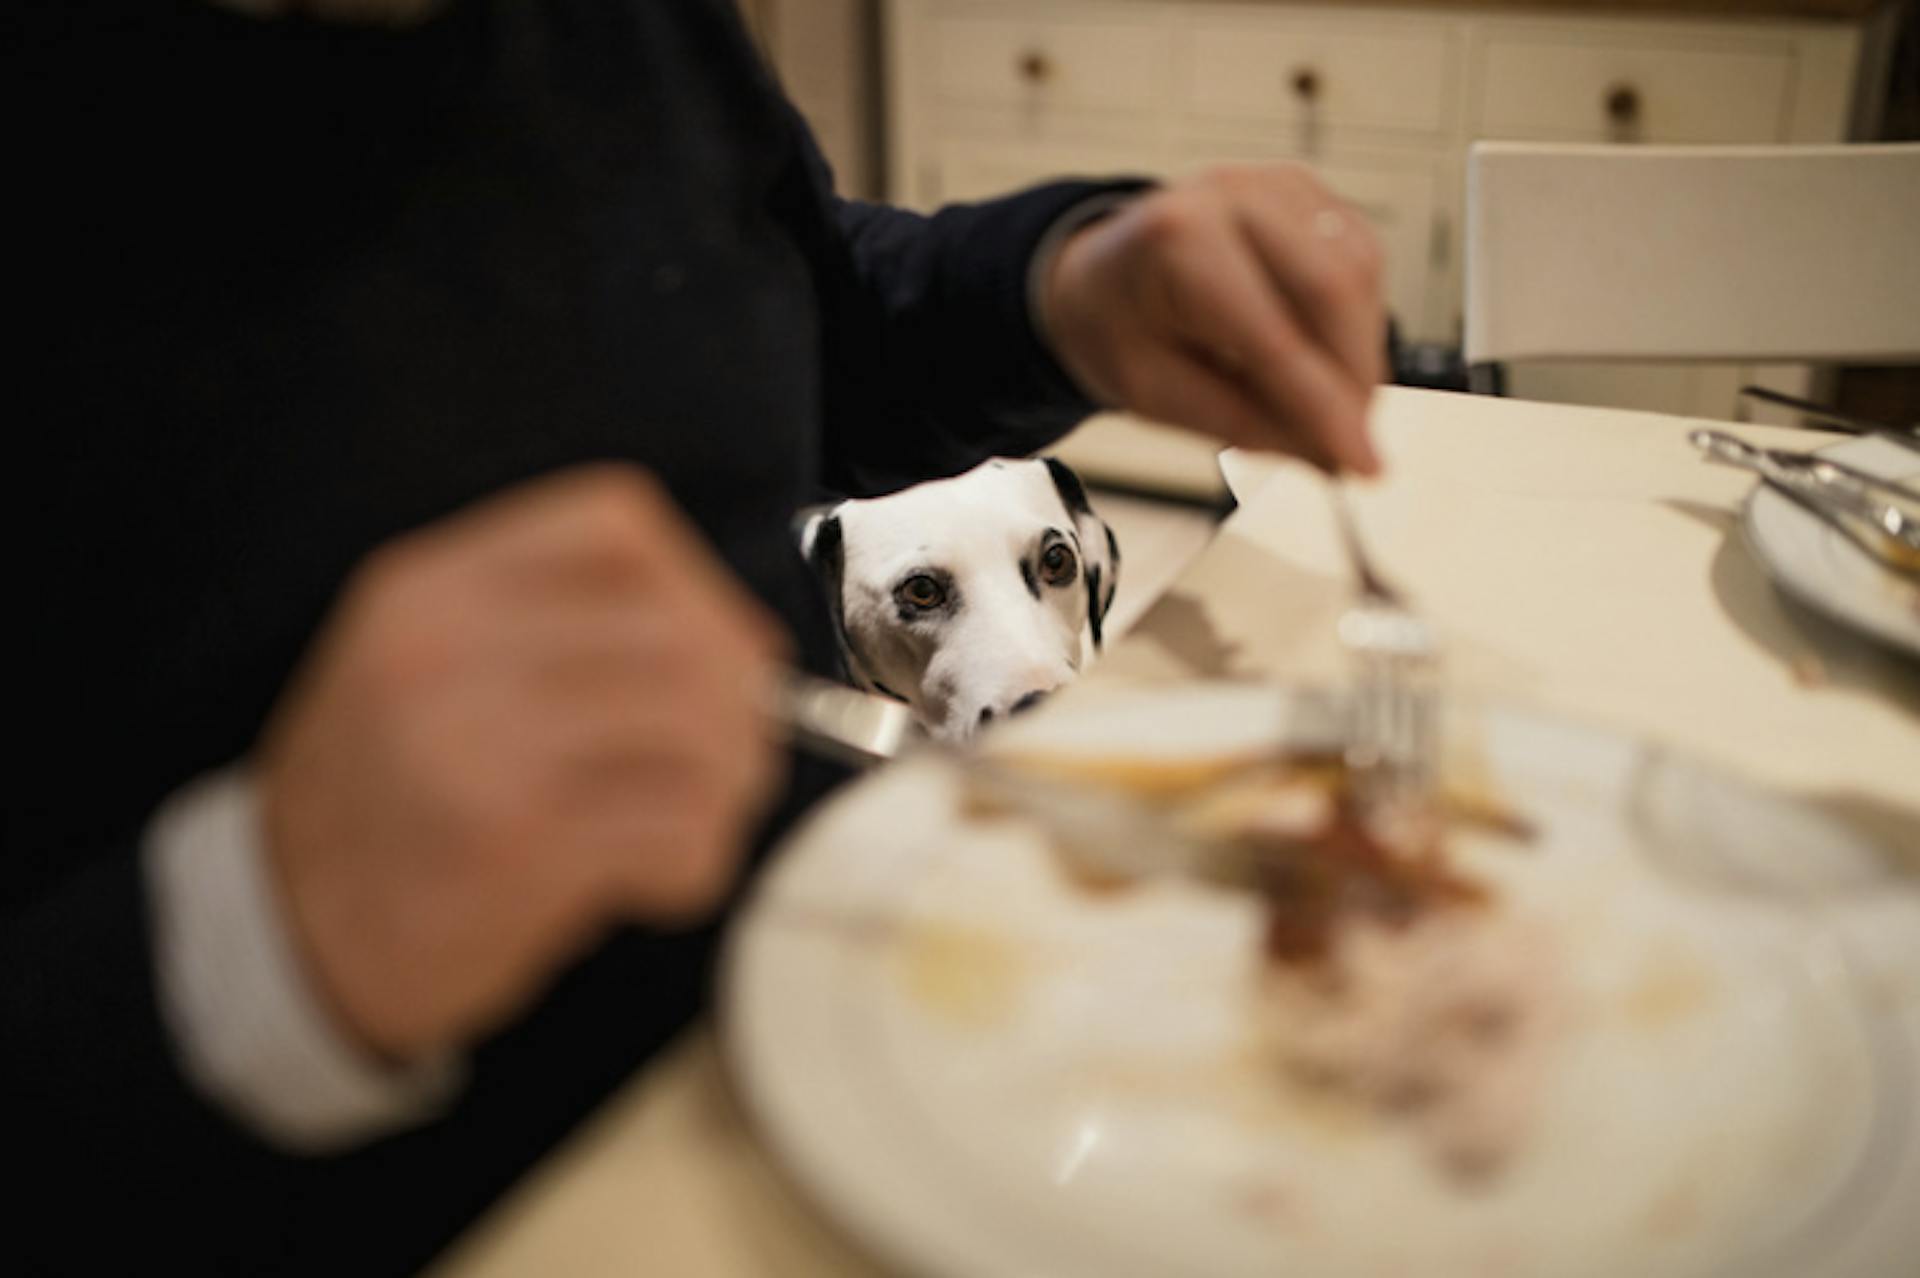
[1010,690,1050,716]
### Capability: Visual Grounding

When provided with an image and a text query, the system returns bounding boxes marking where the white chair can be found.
[1463,142,1920,406]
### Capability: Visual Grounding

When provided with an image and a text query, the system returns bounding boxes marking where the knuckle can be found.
[356,534,434,600]
[571,498,656,569]
[1132,194,1199,247]
[571,464,663,529]
[582,482,650,534]
[571,460,659,507]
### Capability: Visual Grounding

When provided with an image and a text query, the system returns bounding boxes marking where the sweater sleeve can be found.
[775,109,1154,498]
[4,837,303,1271]
[6,780,462,1274]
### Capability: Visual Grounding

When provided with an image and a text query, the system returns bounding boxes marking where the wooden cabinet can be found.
[1474,33,1800,144]
[930,8,1175,115]
[886,0,1882,424]
[1187,16,1456,136]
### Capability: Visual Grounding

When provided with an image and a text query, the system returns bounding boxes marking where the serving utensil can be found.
[1689,429,1920,575]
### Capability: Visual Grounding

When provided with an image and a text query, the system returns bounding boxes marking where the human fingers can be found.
[1233,183,1388,393]
[1106,342,1340,470]
[1141,211,1376,473]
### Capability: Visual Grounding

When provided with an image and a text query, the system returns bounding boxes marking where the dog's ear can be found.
[794,504,833,560]
[798,507,858,677]
[1042,457,1120,650]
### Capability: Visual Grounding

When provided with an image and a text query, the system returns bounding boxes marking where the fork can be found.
[1327,483,1443,825]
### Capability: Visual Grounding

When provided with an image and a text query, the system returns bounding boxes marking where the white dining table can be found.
[430,387,1919,1278]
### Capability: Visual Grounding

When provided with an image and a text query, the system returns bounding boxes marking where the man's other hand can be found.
[258,465,788,1062]
[1042,164,1387,476]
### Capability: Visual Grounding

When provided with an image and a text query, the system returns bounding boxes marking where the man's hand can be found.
[258,466,787,1062]
[1042,164,1387,476]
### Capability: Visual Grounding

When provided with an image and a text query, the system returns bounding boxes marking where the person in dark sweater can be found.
[6,1,1385,1272]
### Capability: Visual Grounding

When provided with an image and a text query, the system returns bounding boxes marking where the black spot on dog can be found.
[1046,457,1116,649]
[1086,564,1106,651]
[1043,456,1093,517]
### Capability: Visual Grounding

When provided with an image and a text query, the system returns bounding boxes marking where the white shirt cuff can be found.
[143,767,465,1153]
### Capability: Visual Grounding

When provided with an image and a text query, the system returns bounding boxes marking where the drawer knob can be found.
[1017,50,1053,84]
[1290,66,1321,102]
[1604,83,1642,125]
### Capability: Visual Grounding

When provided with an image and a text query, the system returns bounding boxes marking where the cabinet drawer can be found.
[1187,21,1453,134]
[1476,36,1795,144]
[932,10,1171,116]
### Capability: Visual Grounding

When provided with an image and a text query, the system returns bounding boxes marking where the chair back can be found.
[1463,142,1920,368]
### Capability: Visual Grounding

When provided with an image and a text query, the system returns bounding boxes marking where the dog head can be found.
[800,457,1119,743]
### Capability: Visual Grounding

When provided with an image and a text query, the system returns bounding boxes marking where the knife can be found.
[770,671,912,769]
[769,670,1242,881]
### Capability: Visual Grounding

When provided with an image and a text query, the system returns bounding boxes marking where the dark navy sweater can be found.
[5,1,1120,1270]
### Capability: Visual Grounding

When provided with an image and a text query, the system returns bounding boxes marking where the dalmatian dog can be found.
[799,458,1120,743]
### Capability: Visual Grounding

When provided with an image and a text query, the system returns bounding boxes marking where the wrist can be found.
[1028,190,1144,408]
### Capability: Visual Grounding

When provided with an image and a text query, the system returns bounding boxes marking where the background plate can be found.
[1742,434,1920,657]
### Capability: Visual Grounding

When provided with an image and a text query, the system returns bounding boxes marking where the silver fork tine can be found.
[1327,484,1441,824]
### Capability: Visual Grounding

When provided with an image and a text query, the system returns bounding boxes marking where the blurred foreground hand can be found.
[1042,164,1387,476]
[259,466,787,1061]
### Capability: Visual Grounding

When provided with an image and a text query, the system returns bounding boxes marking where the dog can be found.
[799,457,1120,743]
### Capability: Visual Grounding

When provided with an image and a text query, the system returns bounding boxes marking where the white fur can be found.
[801,459,1118,743]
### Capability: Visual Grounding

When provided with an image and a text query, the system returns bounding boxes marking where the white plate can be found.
[723,684,1916,1278]
[1742,434,1920,657]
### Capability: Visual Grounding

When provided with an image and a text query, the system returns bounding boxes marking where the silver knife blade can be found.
[770,671,1245,881]
[771,672,912,769]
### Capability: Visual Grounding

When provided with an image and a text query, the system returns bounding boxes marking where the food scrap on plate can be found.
[962,748,1559,1184]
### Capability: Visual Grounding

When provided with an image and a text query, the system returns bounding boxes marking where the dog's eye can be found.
[1040,542,1077,586]
[897,574,947,611]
